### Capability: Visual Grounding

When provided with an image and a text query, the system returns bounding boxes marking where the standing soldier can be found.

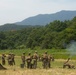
[11,53,15,65]
[32,51,38,69]
[48,55,52,68]
[7,53,13,66]
[1,54,6,65]
[42,51,48,69]
[26,52,32,69]
[21,53,26,66]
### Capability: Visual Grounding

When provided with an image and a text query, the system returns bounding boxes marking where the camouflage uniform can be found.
[42,52,48,69]
[21,53,26,66]
[32,51,38,69]
[48,55,52,68]
[26,53,32,69]
[63,58,75,69]
[2,54,6,65]
[7,54,13,66]
[11,53,15,65]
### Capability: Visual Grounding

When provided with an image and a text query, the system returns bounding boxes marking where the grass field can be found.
[0,48,76,59]
[0,49,76,75]
[0,59,76,75]
[0,67,76,75]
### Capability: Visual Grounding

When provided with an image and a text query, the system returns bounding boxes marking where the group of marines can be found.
[2,51,75,69]
[21,51,54,69]
[1,51,54,69]
[1,53,15,66]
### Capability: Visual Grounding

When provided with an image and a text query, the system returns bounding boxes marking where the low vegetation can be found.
[0,49,76,59]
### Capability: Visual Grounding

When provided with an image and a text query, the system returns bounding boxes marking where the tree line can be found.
[0,17,76,50]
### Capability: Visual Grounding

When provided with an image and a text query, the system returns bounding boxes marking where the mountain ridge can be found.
[16,10,76,25]
[0,10,76,31]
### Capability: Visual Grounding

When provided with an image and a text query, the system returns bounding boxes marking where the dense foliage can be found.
[0,17,76,50]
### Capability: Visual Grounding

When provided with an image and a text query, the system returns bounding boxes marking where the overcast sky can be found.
[0,0,76,25]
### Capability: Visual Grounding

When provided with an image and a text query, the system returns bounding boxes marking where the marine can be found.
[26,52,32,69]
[21,53,26,66]
[1,54,6,65]
[32,51,38,69]
[42,51,48,69]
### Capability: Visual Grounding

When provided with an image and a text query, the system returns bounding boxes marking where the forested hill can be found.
[0,24,33,31]
[0,17,76,50]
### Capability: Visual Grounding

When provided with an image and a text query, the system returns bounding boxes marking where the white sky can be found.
[0,0,76,25]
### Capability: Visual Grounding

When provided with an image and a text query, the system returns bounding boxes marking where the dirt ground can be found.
[0,66,76,75]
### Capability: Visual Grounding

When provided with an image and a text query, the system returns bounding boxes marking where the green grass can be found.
[0,48,76,59]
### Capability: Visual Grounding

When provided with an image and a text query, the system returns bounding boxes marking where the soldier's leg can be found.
[33,60,36,69]
[27,62,29,68]
[2,60,5,65]
[34,61,36,69]
[45,61,48,69]
[35,61,37,68]
[27,62,31,69]
[13,60,15,65]
[10,61,13,66]
[29,62,32,69]
[48,62,51,68]
[44,61,46,69]
[43,61,45,69]
[8,61,9,65]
